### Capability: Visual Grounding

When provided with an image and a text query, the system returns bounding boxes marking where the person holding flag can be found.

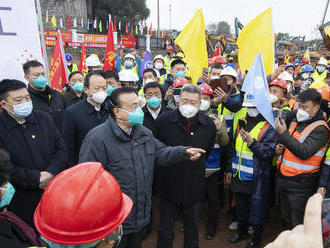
[226,53,278,248]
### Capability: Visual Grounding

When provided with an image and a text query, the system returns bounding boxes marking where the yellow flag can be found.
[51,15,56,28]
[175,9,208,84]
[326,26,330,37]
[303,48,310,60]
[237,8,273,75]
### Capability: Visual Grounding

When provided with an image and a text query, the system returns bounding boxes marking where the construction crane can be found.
[206,34,237,55]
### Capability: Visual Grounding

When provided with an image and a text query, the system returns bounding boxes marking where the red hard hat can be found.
[269,78,287,94]
[199,83,214,98]
[173,77,189,88]
[301,57,310,65]
[166,46,174,51]
[213,56,227,64]
[208,58,215,66]
[34,162,133,245]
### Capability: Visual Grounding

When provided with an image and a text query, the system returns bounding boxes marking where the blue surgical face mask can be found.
[41,236,100,248]
[124,60,133,69]
[175,71,186,79]
[107,85,115,96]
[120,107,144,126]
[72,82,84,93]
[33,76,48,89]
[0,182,15,208]
[6,101,33,118]
[316,65,325,74]
[146,97,161,109]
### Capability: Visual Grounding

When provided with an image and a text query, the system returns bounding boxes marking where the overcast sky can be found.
[146,0,329,40]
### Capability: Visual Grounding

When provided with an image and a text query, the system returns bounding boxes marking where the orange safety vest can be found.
[277,120,330,177]
[288,98,298,110]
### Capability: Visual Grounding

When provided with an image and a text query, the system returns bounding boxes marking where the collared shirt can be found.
[147,106,161,120]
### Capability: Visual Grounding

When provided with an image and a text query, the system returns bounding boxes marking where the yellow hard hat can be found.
[176,52,185,59]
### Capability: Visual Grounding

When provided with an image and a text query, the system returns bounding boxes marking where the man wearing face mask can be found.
[0,79,67,228]
[64,71,86,107]
[269,78,291,113]
[62,71,109,168]
[153,55,167,84]
[312,57,328,83]
[79,87,206,248]
[121,53,139,77]
[164,46,175,72]
[23,60,66,130]
[275,89,330,229]
[34,162,133,248]
[163,59,187,92]
[65,53,78,76]
[299,64,314,89]
[154,84,216,248]
[118,69,140,92]
[226,93,278,248]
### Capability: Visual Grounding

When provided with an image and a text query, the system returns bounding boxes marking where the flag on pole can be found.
[106,21,109,31]
[81,18,84,28]
[211,42,221,58]
[114,17,117,32]
[104,20,116,71]
[51,15,56,28]
[73,17,77,28]
[99,20,103,33]
[303,48,310,61]
[128,22,130,33]
[118,21,121,31]
[46,10,49,23]
[242,53,275,128]
[67,17,71,29]
[139,50,153,78]
[49,30,68,92]
[125,23,128,34]
[175,9,208,84]
[130,23,133,36]
[59,18,63,28]
[149,23,152,36]
[93,18,97,29]
[78,43,87,75]
[87,18,90,31]
[135,23,138,35]
[237,8,274,75]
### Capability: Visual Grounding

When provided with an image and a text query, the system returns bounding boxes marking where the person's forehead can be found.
[29,66,44,74]
[154,59,164,63]
[144,72,154,77]
[89,75,106,86]
[119,92,138,105]
[173,63,185,69]
[211,68,221,73]
[181,91,200,99]
[146,87,161,94]
[70,74,84,81]
[105,77,117,82]
[8,88,29,98]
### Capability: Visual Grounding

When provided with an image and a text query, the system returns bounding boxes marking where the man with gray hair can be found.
[154,84,217,248]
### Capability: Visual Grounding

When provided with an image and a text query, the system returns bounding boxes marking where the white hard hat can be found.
[220,66,237,81]
[318,57,328,66]
[242,93,256,107]
[124,53,136,61]
[278,71,293,83]
[86,55,103,67]
[118,69,139,82]
[153,55,165,63]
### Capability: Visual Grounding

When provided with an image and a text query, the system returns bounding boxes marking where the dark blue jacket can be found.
[222,87,243,113]
[62,99,109,168]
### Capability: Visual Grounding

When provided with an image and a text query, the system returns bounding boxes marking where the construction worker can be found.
[65,53,78,76]
[294,59,301,77]
[86,54,103,72]
[278,71,294,94]
[34,162,133,248]
[275,89,330,229]
[165,77,189,109]
[300,64,315,90]
[163,59,187,92]
[164,46,175,72]
[284,63,295,76]
[301,57,310,66]
[312,57,328,83]
[118,69,139,92]
[121,53,139,78]
[153,55,167,84]
[269,78,291,113]
[199,83,229,240]
[226,93,278,248]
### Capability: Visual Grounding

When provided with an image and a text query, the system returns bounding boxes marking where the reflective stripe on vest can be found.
[232,121,267,181]
[277,120,330,176]
[218,104,234,132]
[206,115,223,171]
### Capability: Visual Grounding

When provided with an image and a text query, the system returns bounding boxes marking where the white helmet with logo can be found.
[124,53,136,62]
[118,69,139,82]
[242,93,256,107]
[220,66,237,81]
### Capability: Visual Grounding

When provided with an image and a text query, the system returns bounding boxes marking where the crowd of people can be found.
[0,46,329,248]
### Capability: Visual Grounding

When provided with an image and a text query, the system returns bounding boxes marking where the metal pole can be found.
[321,0,329,25]
[169,4,172,30]
[35,0,49,73]
[157,0,160,50]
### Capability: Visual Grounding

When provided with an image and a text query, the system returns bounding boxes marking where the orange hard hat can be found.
[199,83,214,98]
[166,46,174,51]
[319,85,330,101]
[34,162,133,245]
[213,56,227,64]
[269,78,288,94]
[301,57,310,65]
[173,77,189,88]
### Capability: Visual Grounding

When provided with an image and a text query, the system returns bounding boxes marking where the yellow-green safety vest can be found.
[217,103,235,132]
[67,63,78,75]
[232,107,247,137]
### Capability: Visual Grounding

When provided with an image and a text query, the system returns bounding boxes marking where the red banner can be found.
[121,35,135,48]
[78,43,87,75]
[104,20,116,71]
[44,30,72,42]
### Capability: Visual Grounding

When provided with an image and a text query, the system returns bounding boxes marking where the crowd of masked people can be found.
[0,46,329,248]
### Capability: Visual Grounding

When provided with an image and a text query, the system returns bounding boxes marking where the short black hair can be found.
[84,71,105,89]
[0,79,27,101]
[211,63,223,70]
[143,82,163,94]
[101,70,119,82]
[143,68,157,78]
[298,88,321,105]
[108,87,137,116]
[68,71,83,81]
[22,60,43,75]
[294,75,304,81]
[171,59,186,68]
[0,149,10,187]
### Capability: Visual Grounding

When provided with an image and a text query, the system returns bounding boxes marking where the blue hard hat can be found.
[285,63,294,70]
[294,59,300,64]
[301,64,314,73]
[65,53,73,61]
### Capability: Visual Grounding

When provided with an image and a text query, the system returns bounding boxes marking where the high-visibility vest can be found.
[164,56,174,73]
[312,70,327,83]
[232,121,270,181]
[288,98,298,110]
[120,65,139,77]
[232,107,247,137]
[218,104,235,133]
[67,64,78,75]
[324,148,330,166]
[277,120,330,177]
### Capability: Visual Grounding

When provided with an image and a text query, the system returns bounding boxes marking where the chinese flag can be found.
[49,31,68,91]
[78,43,87,75]
[125,23,128,34]
[114,17,117,32]
[211,42,221,58]
[149,23,152,36]
[67,17,71,29]
[103,20,116,71]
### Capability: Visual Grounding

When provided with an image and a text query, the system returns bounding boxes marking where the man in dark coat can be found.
[23,60,66,130]
[62,71,109,168]
[79,87,205,248]
[154,84,216,248]
[0,79,67,228]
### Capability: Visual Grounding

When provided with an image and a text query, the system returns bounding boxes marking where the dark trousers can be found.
[205,171,221,233]
[278,189,314,229]
[157,199,201,248]
[119,229,144,248]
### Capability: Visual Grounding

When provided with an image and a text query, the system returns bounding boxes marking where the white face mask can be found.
[296,109,311,122]
[154,62,164,70]
[269,94,279,104]
[91,91,107,104]
[210,75,220,80]
[247,107,259,117]
[301,72,309,80]
[144,78,154,84]
[200,99,211,111]
[179,104,198,118]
